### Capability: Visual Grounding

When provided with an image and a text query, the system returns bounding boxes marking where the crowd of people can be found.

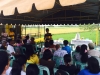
[0,28,100,75]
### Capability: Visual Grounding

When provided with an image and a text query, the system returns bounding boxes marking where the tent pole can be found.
[98,2,100,46]
[25,24,26,36]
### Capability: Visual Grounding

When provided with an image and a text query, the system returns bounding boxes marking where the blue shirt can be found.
[78,69,100,75]
[62,46,71,54]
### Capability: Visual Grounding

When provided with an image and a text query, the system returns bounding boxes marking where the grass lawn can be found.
[22,26,97,43]
[52,31,96,42]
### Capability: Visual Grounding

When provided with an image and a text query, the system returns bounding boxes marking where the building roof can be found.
[0,0,99,24]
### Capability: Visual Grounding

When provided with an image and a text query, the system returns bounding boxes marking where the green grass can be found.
[52,31,96,43]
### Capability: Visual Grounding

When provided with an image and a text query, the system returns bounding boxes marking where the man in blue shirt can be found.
[62,40,71,54]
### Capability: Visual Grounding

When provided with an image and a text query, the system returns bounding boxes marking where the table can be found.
[54,40,63,45]
[71,39,93,46]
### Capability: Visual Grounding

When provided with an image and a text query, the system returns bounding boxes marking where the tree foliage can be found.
[79,24,98,31]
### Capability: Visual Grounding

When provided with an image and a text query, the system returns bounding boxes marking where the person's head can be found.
[11,55,26,75]
[31,37,35,41]
[55,70,68,75]
[63,40,68,46]
[42,49,53,61]
[49,40,54,45]
[46,28,49,33]
[44,41,50,48]
[75,46,81,52]
[16,39,21,44]
[80,44,88,63]
[25,35,29,40]
[8,39,15,45]
[87,57,100,74]
[2,40,7,46]
[23,39,27,44]
[55,44,60,50]
[26,64,39,75]
[0,51,9,75]
[25,44,35,59]
[88,43,95,50]
[64,54,71,65]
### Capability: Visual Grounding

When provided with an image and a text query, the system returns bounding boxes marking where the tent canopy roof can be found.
[0,0,99,25]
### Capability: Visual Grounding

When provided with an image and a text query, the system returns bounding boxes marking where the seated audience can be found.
[54,44,68,57]
[80,44,88,63]
[22,39,27,47]
[75,44,88,70]
[30,37,36,45]
[49,40,55,48]
[26,64,39,75]
[7,39,16,56]
[58,54,76,75]
[88,43,100,57]
[39,49,55,75]
[78,57,100,75]
[26,44,39,64]
[25,35,31,44]
[16,39,22,46]
[62,40,71,54]
[0,40,7,50]
[0,51,9,75]
[6,55,26,75]
[72,46,81,61]
[41,41,52,53]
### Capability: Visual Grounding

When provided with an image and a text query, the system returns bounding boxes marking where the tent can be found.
[0,0,99,25]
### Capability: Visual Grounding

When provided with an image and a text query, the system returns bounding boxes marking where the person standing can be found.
[44,28,52,42]
[9,28,15,40]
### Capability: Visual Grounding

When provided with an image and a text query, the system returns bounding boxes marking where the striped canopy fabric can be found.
[0,0,86,16]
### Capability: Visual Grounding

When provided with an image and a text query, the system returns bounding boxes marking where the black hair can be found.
[26,64,39,75]
[31,37,35,40]
[55,70,68,75]
[23,39,27,44]
[75,46,81,53]
[7,38,13,43]
[11,55,26,75]
[80,44,88,63]
[46,28,49,31]
[25,44,35,60]
[64,54,71,64]
[16,39,21,43]
[63,40,68,46]
[0,51,9,75]
[44,41,50,48]
[86,57,100,74]
[25,35,29,40]
[42,49,53,61]
[49,40,54,45]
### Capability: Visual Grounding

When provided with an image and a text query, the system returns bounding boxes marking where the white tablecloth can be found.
[71,39,93,46]
[54,40,63,45]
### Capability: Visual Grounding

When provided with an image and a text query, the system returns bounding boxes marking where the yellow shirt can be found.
[9,32,15,39]
[27,54,39,64]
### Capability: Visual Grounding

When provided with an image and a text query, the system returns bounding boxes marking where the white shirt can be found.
[53,48,68,57]
[88,49,100,58]
[6,67,26,75]
[7,45,15,54]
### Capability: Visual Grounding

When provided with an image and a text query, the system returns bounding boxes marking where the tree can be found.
[79,24,98,31]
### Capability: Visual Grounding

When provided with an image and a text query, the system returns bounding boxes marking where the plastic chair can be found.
[75,61,87,70]
[69,44,75,51]
[10,56,15,67]
[38,65,50,75]
[20,47,26,55]
[54,68,70,75]
[53,56,65,68]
